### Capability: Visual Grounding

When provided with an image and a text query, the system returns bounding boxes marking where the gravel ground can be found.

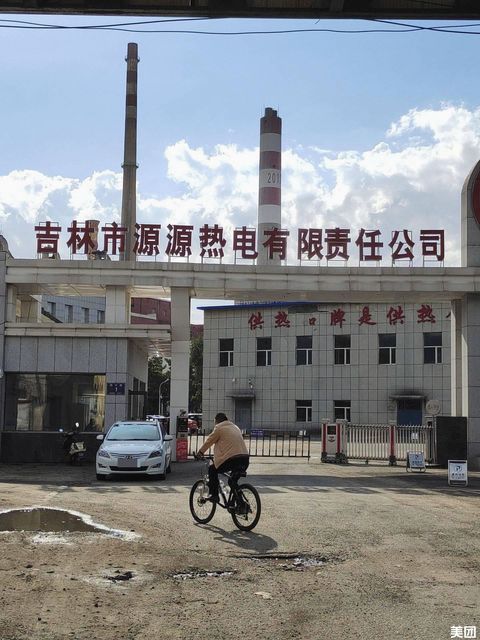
[0,459,478,640]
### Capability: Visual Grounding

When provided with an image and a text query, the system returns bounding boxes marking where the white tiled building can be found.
[201,300,451,432]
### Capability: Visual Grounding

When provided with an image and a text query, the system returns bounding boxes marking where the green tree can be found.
[147,356,170,415]
[189,335,203,412]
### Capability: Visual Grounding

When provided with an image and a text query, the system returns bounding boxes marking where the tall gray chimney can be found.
[257,107,282,265]
[120,42,139,261]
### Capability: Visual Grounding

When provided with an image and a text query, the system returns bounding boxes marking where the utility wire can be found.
[1,16,480,35]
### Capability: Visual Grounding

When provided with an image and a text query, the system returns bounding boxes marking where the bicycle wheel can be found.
[231,483,261,531]
[189,480,216,524]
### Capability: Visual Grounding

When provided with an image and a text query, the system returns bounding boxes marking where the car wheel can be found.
[166,461,171,474]
[96,473,109,481]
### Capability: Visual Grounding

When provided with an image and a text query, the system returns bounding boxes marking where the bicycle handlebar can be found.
[193,452,214,461]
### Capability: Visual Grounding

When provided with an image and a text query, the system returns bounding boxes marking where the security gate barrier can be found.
[321,421,348,463]
[189,430,311,459]
[344,422,436,465]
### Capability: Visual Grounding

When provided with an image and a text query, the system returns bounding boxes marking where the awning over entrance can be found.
[227,390,255,399]
[389,394,425,400]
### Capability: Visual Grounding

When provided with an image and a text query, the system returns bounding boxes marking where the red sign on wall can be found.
[176,437,188,462]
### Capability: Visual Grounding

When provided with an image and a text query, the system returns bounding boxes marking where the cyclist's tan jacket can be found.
[198,420,249,469]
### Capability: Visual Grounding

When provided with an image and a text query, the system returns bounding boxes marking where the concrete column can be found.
[459,295,480,469]
[461,159,480,267]
[0,253,6,432]
[105,340,129,427]
[6,285,17,323]
[169,287,191,461]
[105,286,131,324]
[459,160,480,469]
[450,299,463,416]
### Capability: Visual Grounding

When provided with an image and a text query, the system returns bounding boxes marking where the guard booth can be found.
[321,420,348,463]
[176,414,189,462]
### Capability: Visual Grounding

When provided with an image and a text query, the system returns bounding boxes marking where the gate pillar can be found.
[169,287,191,461]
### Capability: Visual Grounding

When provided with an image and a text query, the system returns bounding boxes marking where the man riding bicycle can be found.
[195,412,249,503]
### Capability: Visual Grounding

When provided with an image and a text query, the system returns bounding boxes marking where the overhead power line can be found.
[1,16,480,35]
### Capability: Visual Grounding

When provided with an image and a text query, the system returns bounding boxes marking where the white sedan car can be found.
[96,421,173,480]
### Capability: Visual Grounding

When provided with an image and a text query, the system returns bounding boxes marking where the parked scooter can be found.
[60,423,87,465]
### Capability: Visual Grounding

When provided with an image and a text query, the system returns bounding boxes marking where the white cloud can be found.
[0,170,75,223]
[0,104,478,266]
[68,171,122,221]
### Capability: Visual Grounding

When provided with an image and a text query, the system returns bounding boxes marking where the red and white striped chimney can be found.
[257,107,282,265]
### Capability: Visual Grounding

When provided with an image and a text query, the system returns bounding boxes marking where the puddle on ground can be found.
[0,506,139,540]
[0,508,101,533]
[172,569,235,580]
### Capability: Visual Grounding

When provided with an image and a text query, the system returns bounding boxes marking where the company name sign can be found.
[34,221,445,264]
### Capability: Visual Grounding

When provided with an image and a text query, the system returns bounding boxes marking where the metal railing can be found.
[188,430,310,459]
[345,423,436,464]
[346,424,391,461]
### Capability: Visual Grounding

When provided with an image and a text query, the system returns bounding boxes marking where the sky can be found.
[1,15,480,322]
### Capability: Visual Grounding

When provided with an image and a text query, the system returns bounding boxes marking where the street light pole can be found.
[158,379,169,415]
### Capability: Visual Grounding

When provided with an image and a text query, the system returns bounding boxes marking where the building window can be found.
[379,333,396,364]
[65,304,73,323]
[219,338,234,367]
[334,335,351,365]
[424,332,442,364]
[334,400,351,422]
[47,301,56,317]
[296,336,312,365]
[256,337,272,366]
[97,309,105,324]
[296,400,312,422]
[82,307,89,324]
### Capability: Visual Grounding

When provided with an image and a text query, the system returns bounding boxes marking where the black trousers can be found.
[208,455,250,500]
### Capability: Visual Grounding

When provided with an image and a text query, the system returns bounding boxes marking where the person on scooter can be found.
[195,412,249,503]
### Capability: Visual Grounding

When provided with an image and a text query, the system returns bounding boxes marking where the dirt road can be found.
[0,460,478,640]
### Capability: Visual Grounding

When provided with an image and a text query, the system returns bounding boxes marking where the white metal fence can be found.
[346,423,436,464]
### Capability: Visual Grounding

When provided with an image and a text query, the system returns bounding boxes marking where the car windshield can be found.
[106,423,161,441]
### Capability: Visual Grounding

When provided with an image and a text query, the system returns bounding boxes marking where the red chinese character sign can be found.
[358,306,376,326]
[330,308,346,328]
[387,305,405,325]
[134,224,161,256]
[102,222,127,255]
[248,312,264,330]
[242,304,443,331]
[356,229,383,262]
[274,311,290,328]
[199,224,226,258]
[420,230,444,262]
[417,304,436,323]
[234,227,258,260]
[66,221,96,255]
[35,221,62,255]
[33,221,447,264]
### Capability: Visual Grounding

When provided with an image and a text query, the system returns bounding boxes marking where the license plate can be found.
[118,456,138,468]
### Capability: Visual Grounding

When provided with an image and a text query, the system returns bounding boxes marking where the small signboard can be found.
[448,460,468,486]
[107,383,125,396]
[406,451,426,472]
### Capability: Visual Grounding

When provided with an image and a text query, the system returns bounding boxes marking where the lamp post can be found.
[158,379,169,415]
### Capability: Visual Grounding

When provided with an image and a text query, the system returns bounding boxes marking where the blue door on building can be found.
[234,399,252,431]
[397,398,423,425]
